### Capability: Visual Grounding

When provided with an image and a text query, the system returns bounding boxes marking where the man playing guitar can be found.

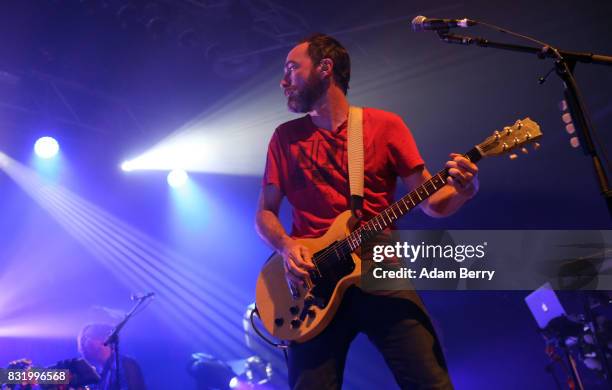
[256,33,478,389]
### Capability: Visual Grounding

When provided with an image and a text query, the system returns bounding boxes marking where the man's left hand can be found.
[445,153,479,199]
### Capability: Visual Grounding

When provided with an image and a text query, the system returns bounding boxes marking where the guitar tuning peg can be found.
[509,153,518,160]
[533,142,541,151]
[570,137,580,148]
[521,147,528,154]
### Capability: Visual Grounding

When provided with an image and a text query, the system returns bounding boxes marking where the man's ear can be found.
[318,58,333,78]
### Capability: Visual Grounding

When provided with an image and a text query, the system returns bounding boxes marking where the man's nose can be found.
[280,74,290,89]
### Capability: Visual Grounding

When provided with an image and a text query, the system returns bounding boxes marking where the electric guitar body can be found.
[256,210,361,343]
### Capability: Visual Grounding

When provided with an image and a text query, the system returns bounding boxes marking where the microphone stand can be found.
[104,295,154,390]
[436,29,612,219]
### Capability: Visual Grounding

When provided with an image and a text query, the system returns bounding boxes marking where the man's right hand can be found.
[280,238,315,287]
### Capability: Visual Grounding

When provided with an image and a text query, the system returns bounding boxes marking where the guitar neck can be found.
[344,146,483,252]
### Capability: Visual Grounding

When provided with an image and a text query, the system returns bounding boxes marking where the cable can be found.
[249,305,288,350]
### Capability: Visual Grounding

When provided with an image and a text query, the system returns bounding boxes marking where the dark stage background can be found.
[1,1,611,389]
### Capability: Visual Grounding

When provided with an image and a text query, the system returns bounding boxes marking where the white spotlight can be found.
[0,151,8,168]
[121,161,135,172]
[34,137,60,159]
[167,169,188,188]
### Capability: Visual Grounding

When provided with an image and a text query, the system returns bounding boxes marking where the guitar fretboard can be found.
[337,147,483,257]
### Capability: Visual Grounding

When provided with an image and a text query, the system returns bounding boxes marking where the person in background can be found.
[77,323,146,390]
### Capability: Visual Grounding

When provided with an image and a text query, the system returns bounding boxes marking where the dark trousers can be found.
[288,287,452,390]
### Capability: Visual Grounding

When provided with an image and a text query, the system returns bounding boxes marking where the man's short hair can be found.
[299,33,350,94]
[77,323,113,354]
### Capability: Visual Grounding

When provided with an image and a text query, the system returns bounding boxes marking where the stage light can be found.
[0,152,258,360]
[0,151,7,167]
[167,169,188,188]
[121,50,461,177]
[34,136,59,159]
[121,161,134,172]
[117,68,293,176]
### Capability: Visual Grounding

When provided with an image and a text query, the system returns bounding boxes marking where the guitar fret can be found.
[415,191,422,201]
[375,216,383,229]
[390,205,398,218]
[363,225,370,235]
[371,219,379,231]
[432,176,442,188]
[426,183,436,194]
[406,197,415,208]
[342,167,464,256]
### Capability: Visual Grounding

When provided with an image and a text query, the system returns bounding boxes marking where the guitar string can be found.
[311,171,449,269]
[313,171,447,266]
[308,130,537,269]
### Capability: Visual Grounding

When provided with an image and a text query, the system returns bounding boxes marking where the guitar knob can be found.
[274,318,284,327]
[509,153,518,160]
[289,306,300,315]
[290,319,301,329]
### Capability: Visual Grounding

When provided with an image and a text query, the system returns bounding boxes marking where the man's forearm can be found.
[255,210,292,252]
[422,185,473,218]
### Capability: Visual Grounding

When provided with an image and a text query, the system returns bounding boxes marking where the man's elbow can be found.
[255,210,266,234]
[255,208,276,234]
[420,199,457,218]
[421,202,446,218]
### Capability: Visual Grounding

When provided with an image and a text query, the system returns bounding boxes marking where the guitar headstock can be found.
[476,118,542,159]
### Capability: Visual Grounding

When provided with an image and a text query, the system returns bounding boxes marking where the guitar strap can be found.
[347,106,364,218]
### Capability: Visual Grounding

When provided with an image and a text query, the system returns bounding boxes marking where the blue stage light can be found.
[167,169,188,188]
[34,136,60,159]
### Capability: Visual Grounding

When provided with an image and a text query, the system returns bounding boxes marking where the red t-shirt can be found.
[263,107,424,238]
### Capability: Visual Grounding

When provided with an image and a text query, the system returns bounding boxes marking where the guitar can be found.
[255,118,542,343]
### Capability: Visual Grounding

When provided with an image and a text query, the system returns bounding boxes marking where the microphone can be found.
[131,292,156,301]
[411,15,475,32]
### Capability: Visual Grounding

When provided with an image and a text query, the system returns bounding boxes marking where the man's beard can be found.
[287,72,326,113]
